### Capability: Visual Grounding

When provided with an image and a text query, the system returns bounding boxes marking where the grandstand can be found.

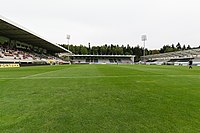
[0,16,135,66]
[69,55,135,64]
[0,16,71,66]
[142,48,200,66]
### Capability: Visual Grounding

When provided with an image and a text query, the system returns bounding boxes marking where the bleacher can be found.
[0,42,66,65]
[192,58,200,66]
[142,48,200,66]
[174,60,190,66]
[71,56,134,64]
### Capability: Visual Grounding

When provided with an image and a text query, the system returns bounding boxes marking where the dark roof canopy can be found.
[70,55,135,58]
[0,16,71,53]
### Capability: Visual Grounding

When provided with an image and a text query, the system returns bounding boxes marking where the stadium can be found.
[0,16,135,67]
[1,16,200,132]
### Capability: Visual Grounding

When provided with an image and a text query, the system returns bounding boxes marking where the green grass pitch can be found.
[1,64,200,132]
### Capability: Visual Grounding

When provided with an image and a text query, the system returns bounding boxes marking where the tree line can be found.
[60,43,199,62]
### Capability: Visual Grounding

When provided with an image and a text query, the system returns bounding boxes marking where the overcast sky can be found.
[1,0,200,49]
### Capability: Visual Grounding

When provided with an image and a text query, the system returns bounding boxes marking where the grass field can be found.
[1,64,200,132]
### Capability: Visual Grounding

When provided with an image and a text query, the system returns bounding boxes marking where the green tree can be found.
[176,42,181,50]
[116,45,123,55]
[80,45,88,55]
[100,45,107,55]
[182,45,186,50]
[187,45,191,49]
[151,50,160,54]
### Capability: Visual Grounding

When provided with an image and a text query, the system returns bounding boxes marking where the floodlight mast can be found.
[141,35,147,62]
[66,34,71,62]
[67,35,70,50]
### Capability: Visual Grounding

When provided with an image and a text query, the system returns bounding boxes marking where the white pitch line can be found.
[0,75,152,80]
[20,68,66,79]
[24,75,134,79]
[0,74,200,80]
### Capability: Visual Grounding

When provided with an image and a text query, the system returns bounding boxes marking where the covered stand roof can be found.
[0,16,71,53]
[70,55,135,58]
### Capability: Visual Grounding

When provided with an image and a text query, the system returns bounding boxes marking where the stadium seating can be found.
[192,58,200,66]
[0,42,66,65]
[71,57,133,64]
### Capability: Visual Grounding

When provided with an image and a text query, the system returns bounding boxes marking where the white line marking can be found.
[20,68,66,79]
[0,74,200,80]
